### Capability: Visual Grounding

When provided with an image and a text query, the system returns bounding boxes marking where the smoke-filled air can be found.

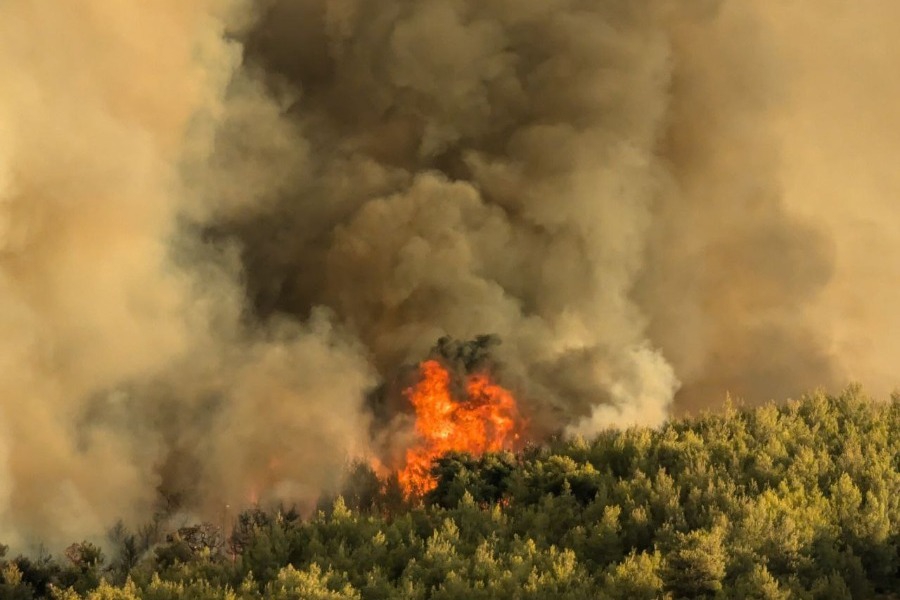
[0,0,897,549]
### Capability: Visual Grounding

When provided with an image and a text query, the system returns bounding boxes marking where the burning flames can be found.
[398,360,522,497]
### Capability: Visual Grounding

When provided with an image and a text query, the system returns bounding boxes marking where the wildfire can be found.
[398,360,522,497]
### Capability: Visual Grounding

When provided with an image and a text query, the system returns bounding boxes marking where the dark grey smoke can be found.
[219,0,840,426]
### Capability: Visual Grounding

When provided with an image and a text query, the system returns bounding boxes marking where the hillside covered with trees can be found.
[1,387,898,599]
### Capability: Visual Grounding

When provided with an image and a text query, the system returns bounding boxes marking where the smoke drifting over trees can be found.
[0,0,896,548]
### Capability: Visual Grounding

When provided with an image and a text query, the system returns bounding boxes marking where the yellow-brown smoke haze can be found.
[762,1,900,402]
[0,0,376,549]
[0,0,896,548]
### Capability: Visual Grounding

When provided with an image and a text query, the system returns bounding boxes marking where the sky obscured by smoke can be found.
[0,0,897,548]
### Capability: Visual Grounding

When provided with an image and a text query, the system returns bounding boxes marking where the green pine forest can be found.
[2,387,898,599]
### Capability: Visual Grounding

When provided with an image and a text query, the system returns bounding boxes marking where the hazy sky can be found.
[763,1,900,399]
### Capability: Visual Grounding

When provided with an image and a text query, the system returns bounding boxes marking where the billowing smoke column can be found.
[0,0,377,549]
[0,0,895,548]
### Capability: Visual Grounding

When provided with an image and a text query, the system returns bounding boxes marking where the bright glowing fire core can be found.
[398,360,522,497]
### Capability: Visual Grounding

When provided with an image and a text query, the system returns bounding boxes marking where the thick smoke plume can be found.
[0,0,896,548]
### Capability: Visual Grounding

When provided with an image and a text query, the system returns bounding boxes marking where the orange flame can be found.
[398,360,521,497]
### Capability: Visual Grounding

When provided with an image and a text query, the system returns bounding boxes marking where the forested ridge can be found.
[2,388,898,599]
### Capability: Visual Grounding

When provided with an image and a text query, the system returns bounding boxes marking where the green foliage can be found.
[2,388,898,599]
[265,564,360,600]
[661,527,727,598]
[730,564,789,599]
[602,550,664,599]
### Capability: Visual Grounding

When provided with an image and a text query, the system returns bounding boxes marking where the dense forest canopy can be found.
[1,388,897,599]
